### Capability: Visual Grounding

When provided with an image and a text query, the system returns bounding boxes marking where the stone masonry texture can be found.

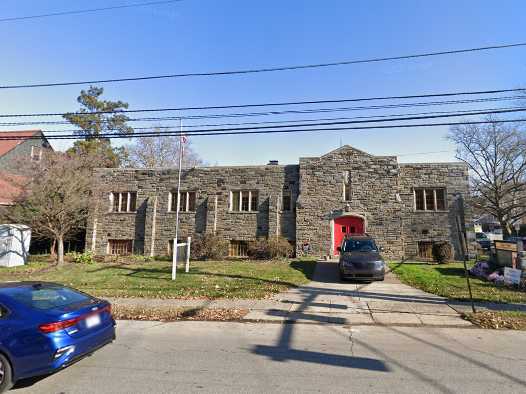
[86,145,470,260]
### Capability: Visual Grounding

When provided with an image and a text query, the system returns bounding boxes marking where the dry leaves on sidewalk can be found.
[112,304,248,322]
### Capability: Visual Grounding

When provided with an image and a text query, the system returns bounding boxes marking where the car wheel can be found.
[0,353,13,393]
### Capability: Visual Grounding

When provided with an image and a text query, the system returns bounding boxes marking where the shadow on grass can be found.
[434,267,467,277]
[289,259,317,280]
[87,262,312,289]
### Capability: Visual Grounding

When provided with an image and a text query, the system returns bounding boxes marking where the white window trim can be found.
[110,192,136,213]
[30,146,42,162]
[230,190,258,212]
[169,191,195,212]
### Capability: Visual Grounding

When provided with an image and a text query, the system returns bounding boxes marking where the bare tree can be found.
[0,152,91,265]
[448,119,526,236]
[124,132,204,168]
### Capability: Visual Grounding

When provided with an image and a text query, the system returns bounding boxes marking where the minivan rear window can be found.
[5,285,91,310]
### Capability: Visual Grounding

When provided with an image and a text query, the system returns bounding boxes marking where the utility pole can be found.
[172,118,184,280]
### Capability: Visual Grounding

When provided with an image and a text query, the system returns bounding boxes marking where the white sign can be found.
[504,267,522,285]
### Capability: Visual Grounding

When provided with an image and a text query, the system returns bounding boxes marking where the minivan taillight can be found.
[39,317,79,333]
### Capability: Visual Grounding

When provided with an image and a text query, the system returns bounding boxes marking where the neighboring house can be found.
[85,145,470,260]
[0,130,52,205]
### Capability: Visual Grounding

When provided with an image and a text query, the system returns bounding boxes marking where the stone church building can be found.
[86,145,470,260]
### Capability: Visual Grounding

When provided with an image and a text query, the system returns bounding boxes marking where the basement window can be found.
[414,188,446,211]
[108,240,133,256]
[229,240,248,257]
[230,190,258,212]
[110,192,137,212]
[169,191,196,212]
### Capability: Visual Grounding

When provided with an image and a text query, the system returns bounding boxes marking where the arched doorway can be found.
[333,215,365,255]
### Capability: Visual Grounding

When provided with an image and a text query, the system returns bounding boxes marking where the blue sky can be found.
[0,0,524,165]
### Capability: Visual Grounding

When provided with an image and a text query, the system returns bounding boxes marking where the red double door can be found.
[334,216,365,255]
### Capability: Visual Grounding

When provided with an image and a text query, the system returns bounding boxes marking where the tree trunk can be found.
[50,239,57,260]
[497,217,511,238]
[57,236,64,265]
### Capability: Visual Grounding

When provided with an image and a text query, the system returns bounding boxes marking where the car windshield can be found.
[4,285,91,310]
[342,239,378,253]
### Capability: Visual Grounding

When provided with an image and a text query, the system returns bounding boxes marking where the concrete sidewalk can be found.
[243,260,472,326]
[111,260,518,327]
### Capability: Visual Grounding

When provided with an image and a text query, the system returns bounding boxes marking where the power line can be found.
[1,43,525,89]
[0,89,523,118]
[0,0,184,23]
[5,106,526,134]
[1,118,524,141]
[0,104,521,128]
[2,109,525,139]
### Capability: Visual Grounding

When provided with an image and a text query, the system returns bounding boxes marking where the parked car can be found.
[0,282,115,392]
[337,235,385,281]
[504,236,526,244]
[475,232,491,250]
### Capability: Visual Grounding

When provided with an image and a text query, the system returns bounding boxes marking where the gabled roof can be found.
[0,130,43,158]
[321,145,373,158]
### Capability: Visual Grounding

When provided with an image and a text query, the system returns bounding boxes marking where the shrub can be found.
[71,251,95,264]
[248,237,294,260]
[191,234,229,260]
[431,242,452,263]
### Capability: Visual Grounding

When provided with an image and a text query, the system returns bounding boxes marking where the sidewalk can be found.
[107,260,526,327]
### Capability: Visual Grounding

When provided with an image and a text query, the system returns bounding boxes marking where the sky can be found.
[0,0,525,165]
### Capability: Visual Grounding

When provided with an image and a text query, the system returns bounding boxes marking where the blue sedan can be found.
[0,282,116,392]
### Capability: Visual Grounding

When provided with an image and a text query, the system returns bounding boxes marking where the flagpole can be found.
[172,118,184,280]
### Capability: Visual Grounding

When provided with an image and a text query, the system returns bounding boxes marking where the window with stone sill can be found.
[414,188,446,211]
[169,191,196,212]
[109,192,137,213]
[230,190,258,212]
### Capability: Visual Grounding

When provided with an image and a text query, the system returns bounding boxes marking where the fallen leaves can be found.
[112,305,248,322]
[463,311,526,330]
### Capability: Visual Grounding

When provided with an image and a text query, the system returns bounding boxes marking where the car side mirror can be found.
[336,246,342,252]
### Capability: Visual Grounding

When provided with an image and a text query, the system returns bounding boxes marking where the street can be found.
[14,320,526,394]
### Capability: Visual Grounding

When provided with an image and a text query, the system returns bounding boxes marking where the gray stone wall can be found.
[296,147,404,258]
[399,163,470,259]
[86,145,470,260]
[87,165,299,256]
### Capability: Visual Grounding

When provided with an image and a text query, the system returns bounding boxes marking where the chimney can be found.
[267,160,279,165]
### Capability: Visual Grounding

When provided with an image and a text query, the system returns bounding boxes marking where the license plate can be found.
[85,314,101,328]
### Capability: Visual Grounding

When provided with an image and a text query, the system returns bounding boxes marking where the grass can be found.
[0,258,316,299]
[388,261,526,304]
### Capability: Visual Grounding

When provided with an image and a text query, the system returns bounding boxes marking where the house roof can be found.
[0,130,42,158]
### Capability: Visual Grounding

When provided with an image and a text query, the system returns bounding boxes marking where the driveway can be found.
[245,260,471,326]
[14,321,526,393]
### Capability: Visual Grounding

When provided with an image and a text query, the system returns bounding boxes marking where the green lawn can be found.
[388,261,526,304]
[0,259,316,299]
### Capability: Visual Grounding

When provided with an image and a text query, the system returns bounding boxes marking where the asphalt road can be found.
[14,321,526,394]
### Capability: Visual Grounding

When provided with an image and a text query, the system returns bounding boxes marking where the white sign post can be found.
[172,237,192,279]
[172,237,178,280]
[185,236,191,273]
